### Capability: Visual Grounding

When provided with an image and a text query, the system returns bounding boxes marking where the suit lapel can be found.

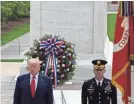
[92,77,97,87]
[26,73,32,99]
[34,74,42,98]
[101,78,106,88]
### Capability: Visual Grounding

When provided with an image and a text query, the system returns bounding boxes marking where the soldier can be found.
[81,59,117,104]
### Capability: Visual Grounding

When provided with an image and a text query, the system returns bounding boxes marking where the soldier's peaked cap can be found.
[92,59,107,69]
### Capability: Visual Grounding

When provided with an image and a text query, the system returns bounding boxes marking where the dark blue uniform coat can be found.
[82,77,117,104]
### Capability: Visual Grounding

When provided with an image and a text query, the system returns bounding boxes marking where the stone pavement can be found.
[1,62,22,76]
[1,62,22,104]
[1,77,16,104]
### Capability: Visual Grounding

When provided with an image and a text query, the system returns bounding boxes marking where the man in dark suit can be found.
[13,58,53,104]
[81,59,117,104]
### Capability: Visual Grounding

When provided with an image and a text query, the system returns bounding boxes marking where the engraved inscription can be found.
[41,1,92,10]
[45,20,89,28]
[40,2,94,53]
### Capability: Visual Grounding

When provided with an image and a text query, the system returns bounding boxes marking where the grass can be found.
[1,59,24,62]
[1,23,30,46]
[107,13,117,42]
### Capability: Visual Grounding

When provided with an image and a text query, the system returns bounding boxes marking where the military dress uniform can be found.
[81,59,117,104]
[82,78,117,104]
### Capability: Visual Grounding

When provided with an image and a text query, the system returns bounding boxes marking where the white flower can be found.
[57,69,59,72]
[62,56,66,58]
[62,64,65,67]
[57,65,60,67]
[42,71,44,73]
[68,53,71,56]
[67,48,70,50]
[67,68,69,71]
[42,63,45,66]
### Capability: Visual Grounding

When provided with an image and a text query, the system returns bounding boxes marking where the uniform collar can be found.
[95,78,104,86]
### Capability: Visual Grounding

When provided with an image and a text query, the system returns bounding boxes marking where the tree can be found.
[1,1,30,25]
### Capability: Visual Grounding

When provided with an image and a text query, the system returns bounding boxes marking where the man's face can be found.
[27,59,41,75]
[93,69,106,79]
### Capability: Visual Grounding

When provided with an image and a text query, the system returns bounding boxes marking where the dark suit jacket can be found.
[82,77,117,104]
[13,73,53,104]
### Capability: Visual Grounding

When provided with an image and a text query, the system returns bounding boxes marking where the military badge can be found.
[104,84,112,92]
[87,85,94,93]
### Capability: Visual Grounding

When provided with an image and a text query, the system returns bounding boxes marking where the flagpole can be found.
[131,1,134,103]
[131,62,134,103]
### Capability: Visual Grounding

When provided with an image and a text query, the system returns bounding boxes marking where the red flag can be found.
[112,3,134,103]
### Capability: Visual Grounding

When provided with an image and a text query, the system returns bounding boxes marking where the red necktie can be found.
[31,76,35,98]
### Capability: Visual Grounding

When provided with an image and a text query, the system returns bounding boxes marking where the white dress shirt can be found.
[30,73,39,90]
[95,78,104,86]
